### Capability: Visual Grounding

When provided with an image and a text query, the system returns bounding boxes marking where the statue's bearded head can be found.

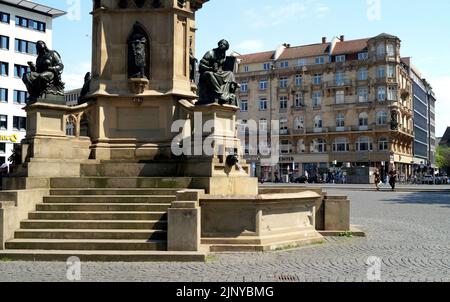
[217,39,230,52]
[36,40,47,54]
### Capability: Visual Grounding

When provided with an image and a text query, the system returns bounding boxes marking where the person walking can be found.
[374,168,381,191]
[389,168,398,191]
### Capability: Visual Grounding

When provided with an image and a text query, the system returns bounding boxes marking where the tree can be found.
[436,146,450,174]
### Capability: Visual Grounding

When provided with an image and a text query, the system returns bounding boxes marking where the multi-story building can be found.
[236,34,416,182]
[0,0,65,166]
[402,57,437,176]
[64,88,82,106]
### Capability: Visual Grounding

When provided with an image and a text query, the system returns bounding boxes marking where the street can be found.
[0,188,448,282]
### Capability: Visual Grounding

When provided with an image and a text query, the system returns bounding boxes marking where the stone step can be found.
[49,188,182,196]
[21,220,167,230]
[37,203,171,212]
[0,250,206,262]
[5,239,167,251]
[28,211,167,221]
[14,229,166,240]
[50,177,202,189]
[43,195,175,204]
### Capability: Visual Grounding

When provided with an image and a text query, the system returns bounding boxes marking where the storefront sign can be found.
[0,134,18,143]
[280,157,294,163]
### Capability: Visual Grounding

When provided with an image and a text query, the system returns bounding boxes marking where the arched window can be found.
[333,137,349,152]
[376,111,387,125]
[359,112,369,129]
[311,138,327,153]
[379,137,389,151]
[294,116,304,130]
[356,136,373,151]
[314,115,322,130]
[336,113,345,129]
[66,116,75,136]
[297,139,305,153]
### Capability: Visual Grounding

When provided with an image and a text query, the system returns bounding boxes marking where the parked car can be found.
[421,175,434,185]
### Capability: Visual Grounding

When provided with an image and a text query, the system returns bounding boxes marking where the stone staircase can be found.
[0,177,207,261]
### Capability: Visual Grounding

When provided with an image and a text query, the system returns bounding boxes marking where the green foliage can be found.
[436,146,450,170]
[338,231,353,238]
[0,257,13,262]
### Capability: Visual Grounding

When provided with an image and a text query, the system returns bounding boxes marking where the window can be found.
[333,138,349,152]
[335,90,345,104]
[295,93,304,107]
[66,117,76,136]
[0,62,8,76]
[259,80,268,90]
[0,115,7,130]
[280,60,289,68]
[311,139,327,153]
[313,74,322,85]
[259,119,267,133]
[357,87,369,103]
[294,116,304,130]
[297,58,307,66]
[280,118,288,135]
[238,120,248,136]
[376,111,387,125]
[295,75,302,86]
[243,65,249,72]
[377,87,386,101]
[279,77,288,88]
[14,65,29,78]
[356,136,373,151]
[240,100,248,112]
[297,139,306,153]
[240,81,248,92]
[358,68,368,81]
[358,52,368,60]
[315,56,325,64]
[312,91,322,107]
[259,98,267,111]
[13,116,26,131]
[0,12,10,23]
[13,90,27,104]
[336,114,345,128]
[0,88,7,102]
[15,39,37,55]
[377,66,385,78]
[335,55,346,63]
[379,137,389,151]
[263,63,270,70]
[359,113,369,131]
[387,44,395,57]
[335,71,345,85]
[0,143,5,154]
[279,96,288,110]
[388,86,397,101]
[314,115,323,129]
[0,35,9,50]
[387,65,396,78]
[280,140,292,154]
[376,44,385,57]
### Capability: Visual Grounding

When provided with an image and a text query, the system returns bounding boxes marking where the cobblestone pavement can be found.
[0,190,449,282]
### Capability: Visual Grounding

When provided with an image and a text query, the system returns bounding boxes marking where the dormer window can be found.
[335,55,346,63]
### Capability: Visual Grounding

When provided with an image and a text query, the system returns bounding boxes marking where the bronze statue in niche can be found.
[128,22,150,79]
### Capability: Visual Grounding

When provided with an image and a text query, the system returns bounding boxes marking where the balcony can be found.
[292,105,306,111]
[325,79,353,89]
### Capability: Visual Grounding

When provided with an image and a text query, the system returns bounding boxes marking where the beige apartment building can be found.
[236,33,415,182]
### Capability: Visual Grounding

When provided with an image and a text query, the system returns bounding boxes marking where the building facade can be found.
[236,34,416,183]
[64,88,82,106]
[402,57,437,176]
[0,0,65,165]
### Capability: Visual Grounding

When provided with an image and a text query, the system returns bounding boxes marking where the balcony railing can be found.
[325,79,353,89]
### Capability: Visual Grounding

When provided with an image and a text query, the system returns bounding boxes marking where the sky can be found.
[41,0,449,137]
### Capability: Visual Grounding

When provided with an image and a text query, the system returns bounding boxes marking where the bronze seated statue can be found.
[22,40,65,104]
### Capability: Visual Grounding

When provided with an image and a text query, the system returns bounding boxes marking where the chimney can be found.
[322,37,327,44]
[340,35,345,41]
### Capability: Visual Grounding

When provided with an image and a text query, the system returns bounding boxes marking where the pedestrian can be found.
[388,168,398,191]
[374,168,381,191]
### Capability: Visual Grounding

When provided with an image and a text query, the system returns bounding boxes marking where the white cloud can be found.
[430,76,450,137]
[244,0,329,29]
[62,61,91,90]
[235,40,265,53]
